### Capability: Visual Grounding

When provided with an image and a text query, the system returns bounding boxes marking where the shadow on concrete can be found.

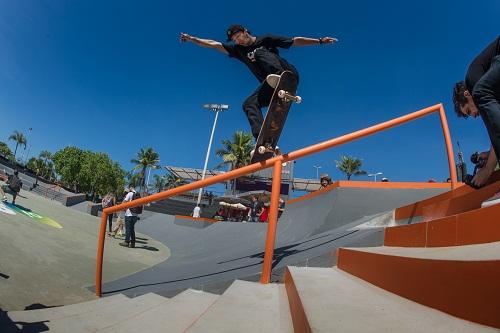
[0,306,50,333]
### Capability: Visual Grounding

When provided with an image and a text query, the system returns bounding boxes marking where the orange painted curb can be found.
[175,215,219,223]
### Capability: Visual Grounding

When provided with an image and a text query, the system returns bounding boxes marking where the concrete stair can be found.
[337,242,500,328]
[46,293,168,332]
[185,280,293,333]
[285,266,495,332]
[98,289,219,333]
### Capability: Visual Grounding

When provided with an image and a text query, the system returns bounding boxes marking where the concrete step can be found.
[7,294,129,323]
[97,289,219,333]
[337,242,500,328]
[47,293,168,332]
[185,280,292,333]
[285,266,496,332]
[385,203,500,247]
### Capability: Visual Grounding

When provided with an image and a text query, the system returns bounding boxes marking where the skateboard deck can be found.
[250,70,300,164]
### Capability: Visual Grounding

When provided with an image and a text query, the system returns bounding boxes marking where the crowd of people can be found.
[213,195,285,223]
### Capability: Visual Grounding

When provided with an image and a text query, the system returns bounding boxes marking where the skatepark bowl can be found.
[2,103,500,331]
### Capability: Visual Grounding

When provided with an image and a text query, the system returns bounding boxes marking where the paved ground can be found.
[0,182,170,311]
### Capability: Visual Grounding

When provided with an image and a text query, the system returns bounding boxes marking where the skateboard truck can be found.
[257,144,283,156]
[278,90,302,104]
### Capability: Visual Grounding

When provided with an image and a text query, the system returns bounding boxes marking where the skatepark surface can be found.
[0,180,449,310]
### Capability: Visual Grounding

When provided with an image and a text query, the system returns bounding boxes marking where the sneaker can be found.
[130,242,135,248]
[481,191,500,208]
[266,74,281,89]
[119,242,130,248]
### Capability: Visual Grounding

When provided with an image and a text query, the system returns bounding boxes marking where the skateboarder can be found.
[180,25,337,140]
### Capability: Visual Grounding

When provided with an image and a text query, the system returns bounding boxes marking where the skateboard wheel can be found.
[295,95,302,104]
[258,146,266,154]
[278,90,286,99]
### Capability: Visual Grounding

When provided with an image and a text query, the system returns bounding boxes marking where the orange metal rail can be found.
[95,103,457,296]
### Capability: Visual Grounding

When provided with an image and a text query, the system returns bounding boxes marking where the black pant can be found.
[243,49,299,139]
[473,55,500,163]
[107,213,113,232]
[124,215,138,243]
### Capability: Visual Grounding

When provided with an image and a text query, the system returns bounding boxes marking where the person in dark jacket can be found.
[0,170,22,204]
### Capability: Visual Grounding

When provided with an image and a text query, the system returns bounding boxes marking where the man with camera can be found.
[452,36,500,206]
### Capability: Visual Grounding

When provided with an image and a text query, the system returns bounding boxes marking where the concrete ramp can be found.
[98,183,447,297]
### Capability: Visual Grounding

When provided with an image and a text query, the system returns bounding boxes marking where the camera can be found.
[470,152,487,169]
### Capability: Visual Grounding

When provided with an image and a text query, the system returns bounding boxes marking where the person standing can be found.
[120,186,139,248]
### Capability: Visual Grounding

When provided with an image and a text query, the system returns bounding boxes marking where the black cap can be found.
[226,24,246,41]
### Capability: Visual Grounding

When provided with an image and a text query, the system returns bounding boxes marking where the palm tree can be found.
[151,174,167,193]
[215,131,254,170]
[39,150,52,164]
[126,171,142,188]
[8,131,27,159]
[164,172,187,190]
[131,147,161,194]
[335,155,367,180]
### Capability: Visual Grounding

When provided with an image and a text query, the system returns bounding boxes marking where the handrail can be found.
[95,103,457,295]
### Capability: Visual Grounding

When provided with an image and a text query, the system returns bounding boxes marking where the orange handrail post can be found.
[95,103,457,296]
[95,212,108,296]
[260,159,284,283]
[439,104,458,188]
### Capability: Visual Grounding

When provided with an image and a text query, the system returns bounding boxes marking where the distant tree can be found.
[164,172,187,189]
[39,150,52,164]
[0,141,13,158]
[8,130,27,158]
[131,147,161,194]
[151,174,167,193]
[335,155,367,180]
[53,146,85,192]
[126,171,143,188]
[53,146,125,197]
[215,131,254,170]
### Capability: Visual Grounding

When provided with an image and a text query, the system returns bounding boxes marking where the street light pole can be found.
[195,104,229,213]
[24,127,33,164]
[313,165,322,179]
[368,172,383,182]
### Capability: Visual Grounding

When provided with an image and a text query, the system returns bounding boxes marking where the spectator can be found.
[259,203,269,222]
[119,185,139,248]
[248,195,262,222]
[278,197,286,218]
[192,205,201,218]
[102,192,116,235]
[319,173,332,189]
[452,36,500,197]
[0,170,22,205]
[111,190,127,238]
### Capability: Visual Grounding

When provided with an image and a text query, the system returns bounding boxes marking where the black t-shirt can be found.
[223,34,294,82]
[465,36,500,92]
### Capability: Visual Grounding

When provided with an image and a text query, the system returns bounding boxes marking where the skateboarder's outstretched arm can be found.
[293,36,338,46]
[180,33,228,54]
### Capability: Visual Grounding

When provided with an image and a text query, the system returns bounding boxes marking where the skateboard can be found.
[250,70,301,164]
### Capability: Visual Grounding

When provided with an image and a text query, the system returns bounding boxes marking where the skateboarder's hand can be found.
[320,37,338,44]
[180,33,192,42]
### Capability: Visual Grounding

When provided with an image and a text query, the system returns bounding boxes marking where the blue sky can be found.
[0,0,498,188]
